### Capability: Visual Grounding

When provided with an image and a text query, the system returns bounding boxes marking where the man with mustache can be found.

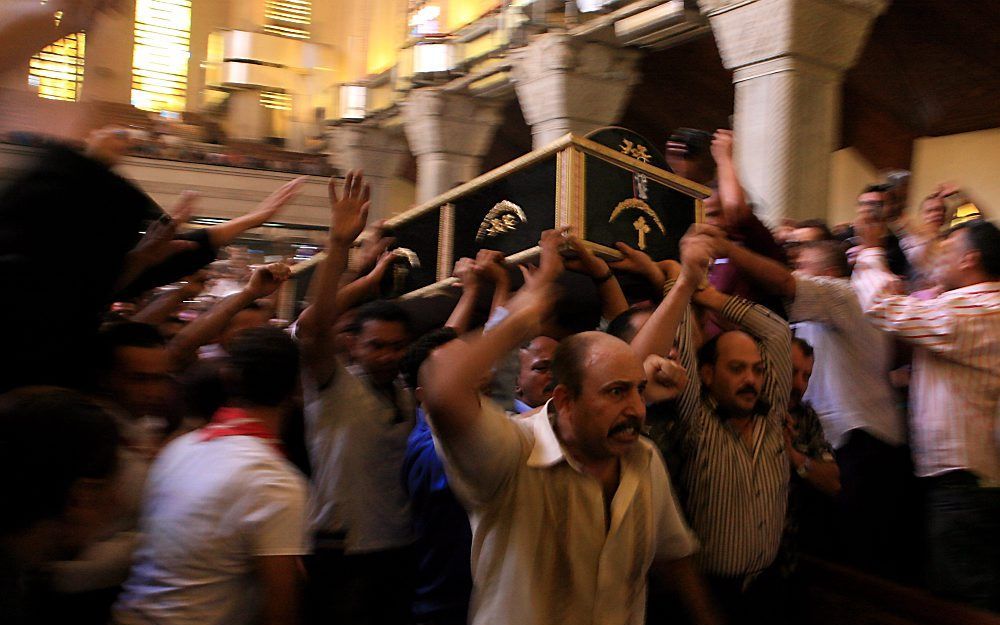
[630,229,793,625]
[421,230,721,625]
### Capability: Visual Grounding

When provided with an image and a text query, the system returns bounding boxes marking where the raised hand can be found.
[537,227,568,283]
[710,129,734,165]
[643,354,689,404]
[245,262,291,299]
[679,229,717,284]
[328,170,370,245]
[355,220,394,274]
[474,249,509,284]
[611,242,665,284]
[562,231,611,279]
[453,257,480,292]
[253,176,305,222]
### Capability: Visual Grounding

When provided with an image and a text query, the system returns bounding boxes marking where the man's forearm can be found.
[167,288,256,367]
[727,244,796,298]
[652,556,722,625]
[632,275,698,360]
[298,241,350,340]
[445,286,479,334]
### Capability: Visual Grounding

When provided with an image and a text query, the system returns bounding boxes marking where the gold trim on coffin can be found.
[437,203,455,281]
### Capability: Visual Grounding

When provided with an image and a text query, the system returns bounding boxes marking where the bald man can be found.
[421,231,720,625]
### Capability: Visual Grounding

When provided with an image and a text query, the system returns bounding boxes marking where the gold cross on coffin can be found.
[633,216,651,250]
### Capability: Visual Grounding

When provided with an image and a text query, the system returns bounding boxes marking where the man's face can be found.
[554,337,647,461]
[106,346,175,418]
[856,191,886,220]
[516,336,559,408]
[933,229,973,291]
[790,343,814,410]
[794,246,829,278]
[351,319,410,385]
[701,332,763,417]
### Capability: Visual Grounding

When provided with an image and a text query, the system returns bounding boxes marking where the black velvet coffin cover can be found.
[384,131,710,297]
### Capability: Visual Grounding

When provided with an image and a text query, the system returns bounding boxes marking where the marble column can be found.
[401,88,503,203]
[699,0,890,223]
[327,124,407,220]
[509,33,641,150]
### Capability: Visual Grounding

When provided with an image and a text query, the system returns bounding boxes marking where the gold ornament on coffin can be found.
[609,198,666,251]
[476,200,527,243]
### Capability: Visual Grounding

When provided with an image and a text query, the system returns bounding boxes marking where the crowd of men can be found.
[1,116,998,625]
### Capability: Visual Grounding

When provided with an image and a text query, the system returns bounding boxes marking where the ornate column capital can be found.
[326,123,407,180]
[401,88,504,159]
[510,32,641,148]
[704,0,890,74]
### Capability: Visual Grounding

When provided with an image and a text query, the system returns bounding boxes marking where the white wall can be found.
[910,128,1000,218]
[827,128,1000,226]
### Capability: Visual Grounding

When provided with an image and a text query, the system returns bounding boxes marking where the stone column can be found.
[226,89,269,140]
[510,33,641,149]
[401,89,503,203]
[327,124,407,220]
[699,0,890,223]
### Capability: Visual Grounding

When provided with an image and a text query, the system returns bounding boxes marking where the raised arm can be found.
[711,129,751,226]
[608,242,667,299]
[167,263,288,369]
[444,257,480,334]
[206,177,305,249]
[296,171,370,383]
[562,231,628,323]
[130,272,207,325]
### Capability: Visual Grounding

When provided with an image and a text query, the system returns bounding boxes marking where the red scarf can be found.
[199,407,285,457]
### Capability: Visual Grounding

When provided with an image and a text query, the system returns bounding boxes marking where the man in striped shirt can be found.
[631,229,793,624]
[852,217,1000,611]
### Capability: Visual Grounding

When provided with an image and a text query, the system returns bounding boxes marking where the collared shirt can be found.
[511,397,534,415]
[669,292,792,578]
[788,275,904,448]
[852,248,1000,484]
[303,359,416,553]
[432,400,697,625]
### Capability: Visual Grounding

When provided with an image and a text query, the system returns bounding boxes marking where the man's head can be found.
[790,338,814,411]
[856,183,892,221]
[934,219,1000,291]
[550,332,647,461]
[515,336,559,409]
[400,327,459,404]
[219,301,272,351]
[96,322,175,420]
[697,330,764,417]
[222,326,300,408]
[0,387,120,562]
[349,300,413,385]
[794,240,850,278]
[606,306,653,345]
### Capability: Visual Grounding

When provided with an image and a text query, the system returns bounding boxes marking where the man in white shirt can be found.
[420,230,720,625]
[114,326,309,625]
[853,217,1000,610]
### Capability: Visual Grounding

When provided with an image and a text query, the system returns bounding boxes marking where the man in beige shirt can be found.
[421,230,720,625]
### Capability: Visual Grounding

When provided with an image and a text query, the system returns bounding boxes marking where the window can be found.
[29,33,86,102]
[131,0,191,112]
[264,0,311,40]
[409,1,443,36]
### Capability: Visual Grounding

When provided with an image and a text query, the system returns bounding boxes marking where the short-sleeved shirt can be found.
[113,432,308,625]
[432,400,698,625]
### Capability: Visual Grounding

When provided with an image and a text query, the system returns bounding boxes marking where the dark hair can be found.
[550,333,597,398]
[795,219,834,241]
[791,337,814,359]
[950,219,1000,279]
[696,333,722,367]
[354,300,413,336]
[96,321,165,371]
[606,306,650,343]
[861,183,892,196]
[799,240,850,278]
[0,387,120,533]
[179,359,227,422]
[400,327,458,389]
[223,327,300,407]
